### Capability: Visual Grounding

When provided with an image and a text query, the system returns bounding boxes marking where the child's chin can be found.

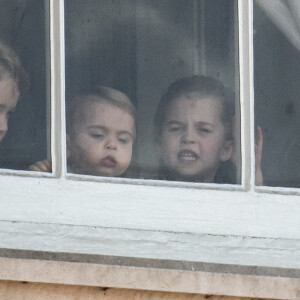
[94,169,123,177]
[178,169,203,177]
[174,170,207,182]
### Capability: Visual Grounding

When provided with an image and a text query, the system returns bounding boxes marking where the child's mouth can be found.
[178,150,199,162]
[100,156,117,168]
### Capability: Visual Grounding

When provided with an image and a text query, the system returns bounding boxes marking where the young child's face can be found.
[0,78,20,142]
[67,100,134,177]
[159,96,232,182]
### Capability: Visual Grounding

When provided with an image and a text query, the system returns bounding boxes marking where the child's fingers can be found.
[38,160,51,172]
[43,160,52,171]
[254,126,263,186]
[28,160,52,172]
[28,163,43,171]
[255,126,263,168]
[255,126,263,150]
[28,162,45,172]
[255,168,263,186]
[230,116,236,165]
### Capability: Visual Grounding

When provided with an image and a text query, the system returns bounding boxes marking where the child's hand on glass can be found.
[28,159,52,172]
[255,126,263,186]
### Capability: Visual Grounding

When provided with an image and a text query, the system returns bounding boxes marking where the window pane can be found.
[0,0,50,171]
[254,0,300,187]
[65,0,240,184]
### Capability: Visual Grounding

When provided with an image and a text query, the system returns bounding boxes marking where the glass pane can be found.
[0,0,50,171]
[65,0,240,184]
[254,0,300,187]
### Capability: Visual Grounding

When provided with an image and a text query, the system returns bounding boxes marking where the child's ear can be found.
[220,138,233,162]
[66,134,71,158]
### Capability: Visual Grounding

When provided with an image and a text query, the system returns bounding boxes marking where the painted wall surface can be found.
[0,281,274,300]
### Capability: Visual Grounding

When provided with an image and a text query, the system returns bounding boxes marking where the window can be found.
[254,0,300,188]
[0,1,299,298]
[64,0,241,184]
[0,0,49,171]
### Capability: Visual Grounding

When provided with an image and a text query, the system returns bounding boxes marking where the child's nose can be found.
[105,136,117,150]
[181,127,196,144]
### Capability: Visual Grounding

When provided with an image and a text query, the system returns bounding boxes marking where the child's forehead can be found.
[81,95,106,106]
[169,95,222,111]
[75,99,134,126]
[178,92,221,101]
[80,98,126,116]
[76,97,112,114]
[164,95,223,123]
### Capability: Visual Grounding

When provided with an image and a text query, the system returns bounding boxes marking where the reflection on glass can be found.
[65,0,240,183]
[254,0,300,187]
[0,0,49,171]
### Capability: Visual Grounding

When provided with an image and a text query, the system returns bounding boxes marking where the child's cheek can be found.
[83,142,101,162]
[124,143,133,161]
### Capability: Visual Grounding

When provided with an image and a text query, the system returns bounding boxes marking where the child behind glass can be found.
[155,75,236,183]
[29,86,136,177]
[0,41,29,142]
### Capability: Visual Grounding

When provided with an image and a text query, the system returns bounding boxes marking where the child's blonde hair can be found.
[0,41,29,96]
[67,85,136,137]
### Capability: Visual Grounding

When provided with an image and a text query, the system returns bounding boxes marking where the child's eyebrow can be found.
[86,125,107,131]
[165,121,184,126]
[166,121,215,128]
[195,121,215,127]
[87,125,133,138]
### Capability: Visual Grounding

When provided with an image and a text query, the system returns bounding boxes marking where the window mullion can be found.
[238,0,255,190]
[50,0,66,178]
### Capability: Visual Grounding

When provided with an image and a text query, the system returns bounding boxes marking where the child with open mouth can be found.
[154,75,235,183]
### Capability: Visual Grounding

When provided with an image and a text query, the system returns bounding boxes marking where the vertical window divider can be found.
[238,0,255,190]
[45,0,51,163]
[50,0,67,179]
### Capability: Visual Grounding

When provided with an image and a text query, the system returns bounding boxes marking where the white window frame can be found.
[0,0,299,298]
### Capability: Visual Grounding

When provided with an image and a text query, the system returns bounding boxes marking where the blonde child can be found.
[0,41,29,142]
[29,86,136,177]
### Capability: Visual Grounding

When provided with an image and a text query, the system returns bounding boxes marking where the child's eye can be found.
[90,133,104,139]
[197,127,212,134]
[168,126,182,133]
[118,138,127,144]
[118,137,130,144]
